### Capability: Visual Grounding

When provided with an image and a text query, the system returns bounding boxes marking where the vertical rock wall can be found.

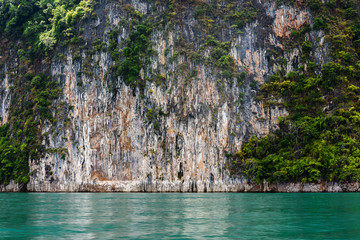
[0,0,329,192]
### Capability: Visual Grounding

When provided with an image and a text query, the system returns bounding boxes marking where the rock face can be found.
[0,0,334,192]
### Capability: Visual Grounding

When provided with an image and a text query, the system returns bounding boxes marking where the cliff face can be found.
[0,0,329,192]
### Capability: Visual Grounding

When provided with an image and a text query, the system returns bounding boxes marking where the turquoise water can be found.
[1,193,360,239]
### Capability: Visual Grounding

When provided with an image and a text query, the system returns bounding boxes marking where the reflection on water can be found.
[1,193,360,239]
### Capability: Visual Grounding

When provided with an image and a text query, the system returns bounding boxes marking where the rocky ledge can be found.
[1,180,360,193]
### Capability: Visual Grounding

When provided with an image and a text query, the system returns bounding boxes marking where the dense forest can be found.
[231,0,360,183]
[0,0,95,184]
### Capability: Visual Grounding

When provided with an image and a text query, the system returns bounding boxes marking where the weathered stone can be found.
[0,0,342,192]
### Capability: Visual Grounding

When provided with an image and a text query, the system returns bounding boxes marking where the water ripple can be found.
[0,193,359,239]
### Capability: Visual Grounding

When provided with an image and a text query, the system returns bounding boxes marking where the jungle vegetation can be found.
[231,0,360,184]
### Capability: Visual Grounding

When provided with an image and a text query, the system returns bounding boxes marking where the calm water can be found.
[1,193,360,239]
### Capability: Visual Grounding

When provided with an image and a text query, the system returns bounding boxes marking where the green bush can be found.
[0,0,95,57]
[301,41,312,54]
[225,1,258,29]
[108,24,152,91]
[232,1,360,183]
[313,18,328,31]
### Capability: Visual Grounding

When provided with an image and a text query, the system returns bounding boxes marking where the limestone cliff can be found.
[0,0,335,192]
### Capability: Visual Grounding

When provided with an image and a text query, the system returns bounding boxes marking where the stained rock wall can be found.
[0,0,331,192]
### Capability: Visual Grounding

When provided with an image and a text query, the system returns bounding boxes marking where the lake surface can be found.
[1,193,360,239]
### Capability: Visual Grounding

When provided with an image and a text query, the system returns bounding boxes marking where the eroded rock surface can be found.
[0,0,333,192]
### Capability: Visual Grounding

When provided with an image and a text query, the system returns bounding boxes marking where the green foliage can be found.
[232,113,360,183]
[286,24,311,50]
[307,0,322,11]
[206,40,235,73]
[30,74,61,120]
[224,1,258,29]
[120,24,152,87]
[146,109,154,120]
[108,24,152,91]
[0,124,29,185]
[205,35,219,46]
[276,0,295,6]
[0,72,60,185]
[194,6,208,19]
[313,18,328,31]
[0,0,95,57]
[232,1,360,183]
[211,47,227,59]
[301,41,312,54]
